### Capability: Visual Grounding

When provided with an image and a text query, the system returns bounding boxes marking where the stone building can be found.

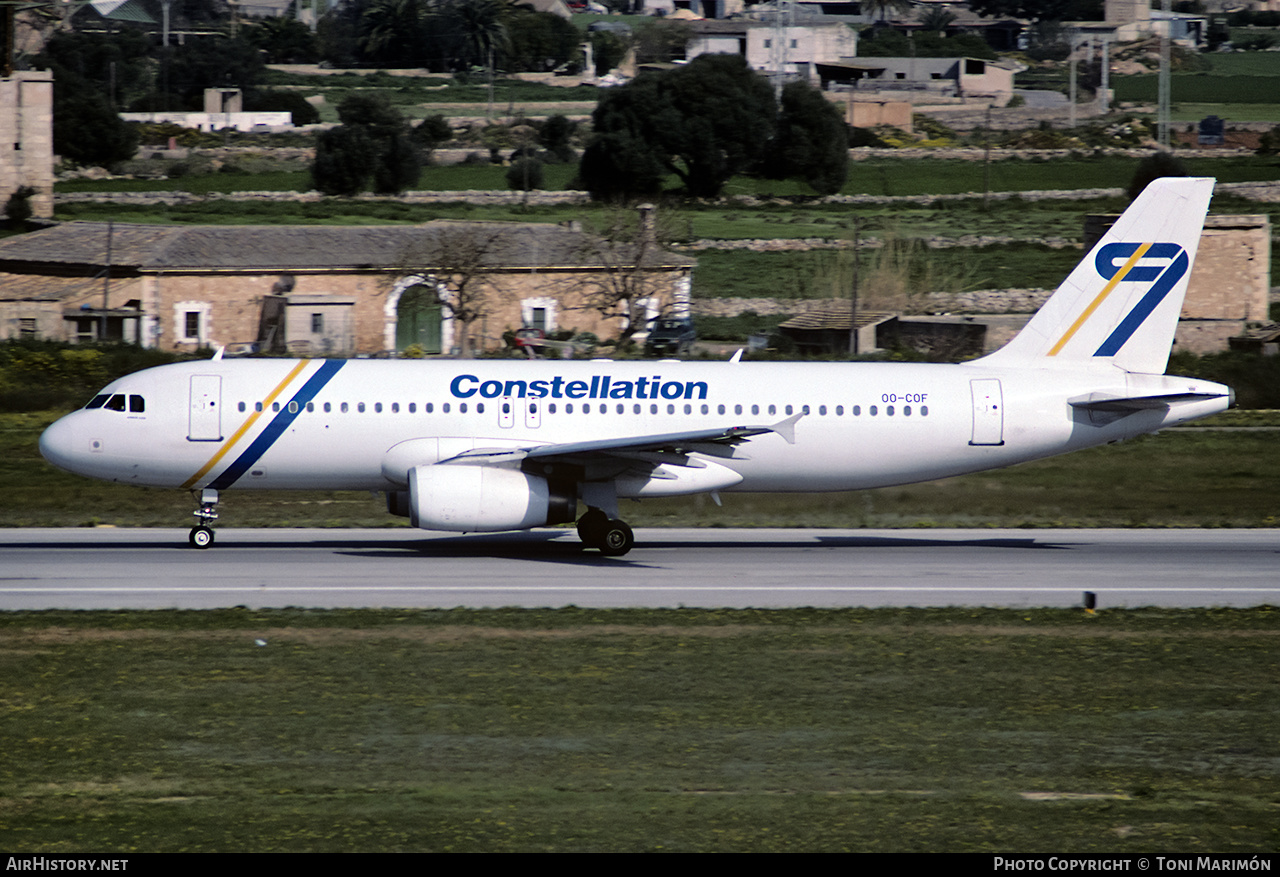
[0,220,696,356]
[1084,214,1272,354]
[0,69,54,220]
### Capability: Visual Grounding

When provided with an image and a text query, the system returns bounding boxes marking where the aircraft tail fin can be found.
[976,177,1214,375]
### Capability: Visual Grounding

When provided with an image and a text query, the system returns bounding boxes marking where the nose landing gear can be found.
[189,488,218,549]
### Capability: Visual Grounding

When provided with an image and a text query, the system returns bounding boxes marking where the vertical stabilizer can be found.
[977,177,1214,375]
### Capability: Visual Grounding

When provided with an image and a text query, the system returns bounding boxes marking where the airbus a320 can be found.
[39,178,1232,556]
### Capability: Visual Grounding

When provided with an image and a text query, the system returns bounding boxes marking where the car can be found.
[643,316,696,357]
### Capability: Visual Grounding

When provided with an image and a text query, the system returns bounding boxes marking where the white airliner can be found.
[39,178,1232,555]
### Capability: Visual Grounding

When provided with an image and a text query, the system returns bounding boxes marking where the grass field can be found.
[54,155,1280,201]
[1,606,1275,852]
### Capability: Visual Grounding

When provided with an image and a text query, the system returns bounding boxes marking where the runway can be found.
[1,528,1276,610]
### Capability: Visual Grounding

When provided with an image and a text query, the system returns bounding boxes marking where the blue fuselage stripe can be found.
[209,359,346,490]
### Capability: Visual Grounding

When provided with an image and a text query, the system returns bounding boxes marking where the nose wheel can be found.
[577,508,635,557]
[189,488,219,549]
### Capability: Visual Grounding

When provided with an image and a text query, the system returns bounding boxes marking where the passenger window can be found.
[904,406,911,416]
[617,404,624,414]
[392,402,399,413]
[306,402,314,413]
[288,401,298,414]
[818,405,825,416]
[374,403,382,413]
[341,402,349,413]
[836,405,843,416]
[426,403,434,413]
[650,404,658,414]
[870,405,878,416]
[786,405,794,415]
[408,403,416,413]
[921,406,929,416]
[768,405,776,416]
[667,404,675,414]
[238,401,246,413]
[566,404,574,413]
[272,402,280,412]
[633,404,641,414]
[324,402,332,413]
[684,404,692,414]
[443,403,450,413]
[887,406,894,416]
[549,403,556,414]
[717,404,725,415]
[460,403,468,413]
[256,402,263,412]
[751,404,759,416]
[853,405,861,416]
[357,402,365,413]
[477,403,484,413]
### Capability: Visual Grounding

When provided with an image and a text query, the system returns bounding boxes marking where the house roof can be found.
[0,221,697,274]
[778,306,895,332]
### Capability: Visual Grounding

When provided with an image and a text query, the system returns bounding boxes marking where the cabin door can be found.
[969,379,1004,446]
[188,375,223,442]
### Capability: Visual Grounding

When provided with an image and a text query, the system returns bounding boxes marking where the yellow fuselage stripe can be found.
[1048,242,1152,357]
[181,359,311,490]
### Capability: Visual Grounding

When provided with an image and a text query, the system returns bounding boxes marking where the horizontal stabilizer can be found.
[1069,392,1226,413]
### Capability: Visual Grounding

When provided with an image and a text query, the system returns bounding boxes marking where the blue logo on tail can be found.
[1092,242,1189,357]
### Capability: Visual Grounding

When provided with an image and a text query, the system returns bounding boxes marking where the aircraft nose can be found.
[39,413,98,476]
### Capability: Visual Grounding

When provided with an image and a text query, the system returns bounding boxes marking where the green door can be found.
[396,285,443,354]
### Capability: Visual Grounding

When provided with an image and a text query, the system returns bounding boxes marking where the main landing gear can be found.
[189,488,218,549]
[576,507,634,557]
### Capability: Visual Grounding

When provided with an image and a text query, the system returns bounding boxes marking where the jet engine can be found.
[403,464,575,532]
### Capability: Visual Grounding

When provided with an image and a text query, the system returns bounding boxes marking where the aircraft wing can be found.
[441,413,802,467]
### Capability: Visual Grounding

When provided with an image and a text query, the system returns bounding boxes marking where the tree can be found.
[245,16,320,64]
[573,206,689,347]
[397,226,508,358]
[580,54,776,201]
[763,81,849,196]
[861,0,913,21]
[1128,152,1189,201]
[312,95,421,195]
[358,0,432,67]
[445,0,509,70]
[52,77,140,168]
[504,7,580,72]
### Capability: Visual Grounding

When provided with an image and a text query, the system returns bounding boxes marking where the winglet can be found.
[212,347,225,361]
[729,349,744,363]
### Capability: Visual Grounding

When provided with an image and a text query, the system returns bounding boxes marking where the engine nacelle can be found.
[407,464,574,532]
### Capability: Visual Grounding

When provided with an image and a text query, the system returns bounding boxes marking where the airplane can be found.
[39,177,1232,556]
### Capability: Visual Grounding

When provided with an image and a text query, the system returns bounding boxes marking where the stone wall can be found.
[0,70,54,219]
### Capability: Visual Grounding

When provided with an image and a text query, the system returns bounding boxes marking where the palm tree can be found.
[919,5,956,32]
[862,0,914,23]
[359,0,429,67]
[445,0,509,118]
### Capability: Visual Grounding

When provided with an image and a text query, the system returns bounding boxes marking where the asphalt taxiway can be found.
[1,528,1276,610]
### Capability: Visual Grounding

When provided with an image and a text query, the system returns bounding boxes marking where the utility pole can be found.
[848,219,860,356]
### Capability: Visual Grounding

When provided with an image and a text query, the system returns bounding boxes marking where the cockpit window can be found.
[104,394,126,412]
[85,395,109,410]
[129,395,145,413]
